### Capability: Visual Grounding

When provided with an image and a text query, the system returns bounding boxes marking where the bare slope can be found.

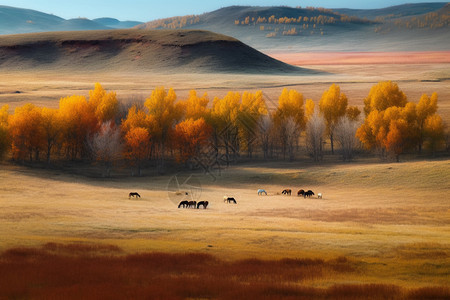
[0,29,309,74]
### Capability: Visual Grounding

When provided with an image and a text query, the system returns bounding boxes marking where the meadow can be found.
[0,52,449,298]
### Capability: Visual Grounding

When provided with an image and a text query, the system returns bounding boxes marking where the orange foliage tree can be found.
[173,118,212,164]
[124,127,150,176]
[8,104,43,161]
[0,105,10,159]
[363,81,407,116]
[59,95,98,160]
[89,83,119,123]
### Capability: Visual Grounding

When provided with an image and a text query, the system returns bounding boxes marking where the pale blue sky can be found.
[1,0,445,21]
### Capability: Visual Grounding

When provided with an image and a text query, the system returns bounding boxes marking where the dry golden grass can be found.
[0,158,448,295]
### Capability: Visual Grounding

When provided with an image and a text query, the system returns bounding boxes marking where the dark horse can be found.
[188,201,197,208]
[178,200,189,208]
[304,190,315,198]
[224,196,237,204]
[297,189,305,196]
[129,192,141,198]
[282,189,292,195]
[197,201,209,209]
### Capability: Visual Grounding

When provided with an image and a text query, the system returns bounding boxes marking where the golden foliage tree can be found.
[305,99,315,121]
[239,91,267,158]
[40,107,62,164]
[416,92,438,152]
[423,114,445,155]
[211,91,241,165]
[59,95,98,160]
[363,81,407,116]
[182,90,210,121]
[319,84,348,154]
[89,83,119,123]
[274,88,305,160]
[145,87,182,171]
[8,104,44,161]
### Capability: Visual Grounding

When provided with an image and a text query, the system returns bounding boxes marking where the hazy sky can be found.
[2,0,445,21]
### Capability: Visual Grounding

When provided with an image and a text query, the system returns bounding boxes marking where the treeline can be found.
[0,82,447,176]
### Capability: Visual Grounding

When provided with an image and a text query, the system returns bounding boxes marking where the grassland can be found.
[0,158,449,297]
[0,45,449,297]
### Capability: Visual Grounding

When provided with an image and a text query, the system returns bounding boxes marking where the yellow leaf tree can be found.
[124,127,150,176]
[319,84,348,154]
[145,87,182,171]
[8,103,43,161]
[89,83,119,123]
[41,107,62,164]
[363,81,407,116]
[173,118,212,164]
[416,92,438,152]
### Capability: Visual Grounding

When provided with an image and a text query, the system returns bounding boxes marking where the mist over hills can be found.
[0,5,142,35]
[137,3,449,51]
[0,29,308,74]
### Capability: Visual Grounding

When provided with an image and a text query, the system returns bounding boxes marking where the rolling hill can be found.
[0,5,142,35]
[0,29,309,74]
[136,3,450,51]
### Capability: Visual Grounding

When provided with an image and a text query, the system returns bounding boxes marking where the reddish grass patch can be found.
[0,243,448,299]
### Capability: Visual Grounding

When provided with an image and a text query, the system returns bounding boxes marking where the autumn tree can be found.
[238,91,267,158]
[0,105,9,159]
[416,92,438,152]
[423,114,445,155]
[59,95,98,160]
[211,92,241,165]
[305,99,315,121]
[124,127,150,176]
[88,121,122,177]
[182,90,210,120]
[334,117,359,161]
[319,84,348,154]
[306,111,325,162]
[274,88,305,160]
[173,118,212,165]
[8,104,43,161]
[88,83,119,123]
[363,81,407,116]
[346,106,361,121]
[40,107,61,164]
[145,87,182,172]
[257,114,274,160]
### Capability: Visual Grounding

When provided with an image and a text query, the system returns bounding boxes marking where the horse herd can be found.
[128,188,322,210]
[259,189,322,198]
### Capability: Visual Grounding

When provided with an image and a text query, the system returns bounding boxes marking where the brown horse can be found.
[297,189,305,196]
[282,189,292,195]
[224,196,237,204]
[305,190,315,198]
[197,201,209,209]
[188,201,197,208]
[178,200,189,208]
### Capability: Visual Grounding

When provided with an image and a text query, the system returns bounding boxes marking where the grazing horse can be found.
[224,196,237,204]
[304,190,315,198]
[297,189,305,196]
[129,192,141,198]
[257,189,267,195]
[282,189,292,195]
[188,201,197,208]
[317,193,322,199]
[178,200,189,208]
[197,201,209,209]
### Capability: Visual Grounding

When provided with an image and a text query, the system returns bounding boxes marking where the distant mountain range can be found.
[0,6,142,35]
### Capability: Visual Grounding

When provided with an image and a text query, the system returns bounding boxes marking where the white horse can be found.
[257,189,267,195]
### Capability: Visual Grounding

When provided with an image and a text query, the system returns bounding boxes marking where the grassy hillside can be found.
[0,29,309,74]
[137,4,450,51]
